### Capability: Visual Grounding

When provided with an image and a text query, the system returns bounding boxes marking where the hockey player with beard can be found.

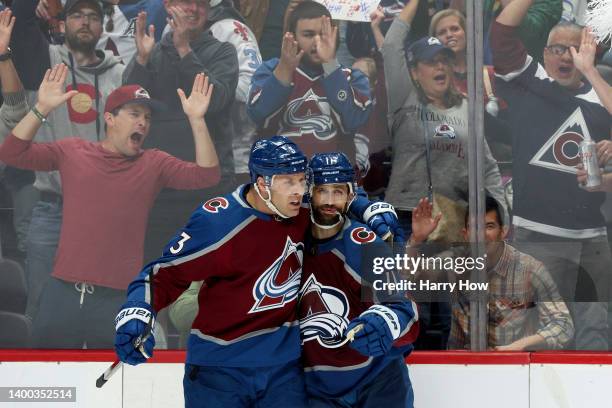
[114,137,405,407]
[246,1,372,163]
[300,152,419,407]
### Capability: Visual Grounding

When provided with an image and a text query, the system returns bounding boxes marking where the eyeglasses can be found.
[545,44,578,56]
[67,12,102,23]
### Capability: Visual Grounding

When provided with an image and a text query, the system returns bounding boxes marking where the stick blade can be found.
[95,374,108,388]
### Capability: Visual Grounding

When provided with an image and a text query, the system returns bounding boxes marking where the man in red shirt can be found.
[0,63,220,348]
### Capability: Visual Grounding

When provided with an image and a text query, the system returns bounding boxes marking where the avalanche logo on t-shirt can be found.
[434,124,456,139]
[529,107,592,174]
[249,236,304,313]
[299,274,350,348]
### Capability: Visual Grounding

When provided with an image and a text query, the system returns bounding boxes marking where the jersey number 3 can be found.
[170,232,191,255]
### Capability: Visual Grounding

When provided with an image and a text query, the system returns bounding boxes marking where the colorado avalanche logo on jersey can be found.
[202,197,229,213]
[281,89,336,141]
[249,236,304,313]
[299,274,350,348]
[350,227,376,244]
[529,107,592,174]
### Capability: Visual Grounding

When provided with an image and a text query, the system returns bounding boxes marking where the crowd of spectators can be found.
[0,0,610,352]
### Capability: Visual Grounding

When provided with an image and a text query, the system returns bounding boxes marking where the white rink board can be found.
[0,362,122,408]
[530,364,612,408]
[123,363,184,407]
[3,361,612,407]
[409,363,529,408]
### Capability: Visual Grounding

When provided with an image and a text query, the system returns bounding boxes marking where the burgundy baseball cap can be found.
[104,85,166,114]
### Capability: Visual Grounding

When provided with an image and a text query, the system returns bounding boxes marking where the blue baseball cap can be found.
[406,37,454,65]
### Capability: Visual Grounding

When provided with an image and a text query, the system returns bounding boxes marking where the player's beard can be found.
[312,204,343,226]
[64,29,98,55]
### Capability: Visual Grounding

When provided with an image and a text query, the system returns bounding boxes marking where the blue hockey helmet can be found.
[308,152,355,188]
[248,136,307,184]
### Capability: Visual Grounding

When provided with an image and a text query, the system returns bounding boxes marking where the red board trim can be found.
[530,352,612,365]
[1,350,612,365]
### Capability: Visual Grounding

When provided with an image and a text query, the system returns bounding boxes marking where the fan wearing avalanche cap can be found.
[0,64,220,348]
[114,135,405,407]
[246,0,372,162]
[300,152,418,407]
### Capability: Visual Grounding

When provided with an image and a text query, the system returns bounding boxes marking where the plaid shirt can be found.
[448,243,574,349]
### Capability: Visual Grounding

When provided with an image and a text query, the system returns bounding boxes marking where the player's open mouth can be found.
[558,66,572,75]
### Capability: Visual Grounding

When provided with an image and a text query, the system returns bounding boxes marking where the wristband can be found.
[31,106,48,124]
[0,47,12,62]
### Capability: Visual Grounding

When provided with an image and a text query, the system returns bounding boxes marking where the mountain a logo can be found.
[434,123,456,139]
[249,237,304,313]
[280,89,336,141]
[122,17,137,38]
[299,274,350,348]
[529,107,592,174]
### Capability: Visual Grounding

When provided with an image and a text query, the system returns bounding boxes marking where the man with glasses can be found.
[11,0,124,324]
[491,0,611,349]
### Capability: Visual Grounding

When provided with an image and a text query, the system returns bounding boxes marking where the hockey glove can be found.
[114,301,156,366]
[349,197,405,245]
[346,305,401,357]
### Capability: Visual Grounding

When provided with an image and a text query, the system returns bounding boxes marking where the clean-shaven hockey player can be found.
[113,136,403,407]
[301,152,419,407]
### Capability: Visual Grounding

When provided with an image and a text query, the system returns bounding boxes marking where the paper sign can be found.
[315,0,381,22]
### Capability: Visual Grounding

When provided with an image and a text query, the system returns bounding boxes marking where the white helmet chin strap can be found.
[254,176,292,219]
[310,210,343,230]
